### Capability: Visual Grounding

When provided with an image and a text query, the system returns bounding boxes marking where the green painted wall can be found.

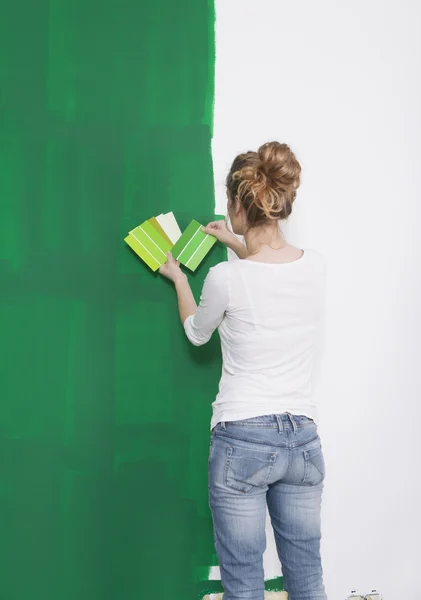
[0,1,224,598]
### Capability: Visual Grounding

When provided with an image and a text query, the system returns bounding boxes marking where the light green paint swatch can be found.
[125,219,172,271]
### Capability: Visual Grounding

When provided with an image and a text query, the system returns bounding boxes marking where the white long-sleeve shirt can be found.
[183,251,326,430]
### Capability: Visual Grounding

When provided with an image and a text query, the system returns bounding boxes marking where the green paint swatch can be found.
[172,219,217,271]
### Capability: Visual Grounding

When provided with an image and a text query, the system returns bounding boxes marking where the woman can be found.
[160,141,327,600]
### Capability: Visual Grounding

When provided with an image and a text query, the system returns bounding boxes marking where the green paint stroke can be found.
[0,0,227,599]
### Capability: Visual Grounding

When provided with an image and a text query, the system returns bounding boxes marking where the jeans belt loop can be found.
[287,413,298,433]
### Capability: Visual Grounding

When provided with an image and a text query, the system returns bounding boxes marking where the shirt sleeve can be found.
[183,263,229,347]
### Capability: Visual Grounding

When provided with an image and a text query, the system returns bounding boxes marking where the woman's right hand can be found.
[202,220,232,245]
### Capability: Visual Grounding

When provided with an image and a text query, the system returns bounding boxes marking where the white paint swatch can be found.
[156,211,182,244]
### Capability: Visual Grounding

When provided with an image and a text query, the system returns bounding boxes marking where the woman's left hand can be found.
[159,252,186,283]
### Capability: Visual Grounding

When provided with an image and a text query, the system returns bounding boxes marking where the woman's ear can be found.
[235,195,242,215]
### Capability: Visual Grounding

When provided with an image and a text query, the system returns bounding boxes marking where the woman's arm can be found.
[159,253,229,346]
[202,220,248,259]
[174,273,196,324]
[159,253,196,324]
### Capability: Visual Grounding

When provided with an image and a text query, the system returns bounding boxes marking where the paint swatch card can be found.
[148,217,173,246]
[155,211,182,244]
[171,219,217,271]
[125,214,217,272]
[125,219,172,272]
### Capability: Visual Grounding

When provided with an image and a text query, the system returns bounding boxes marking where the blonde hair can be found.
[226,141,301,226]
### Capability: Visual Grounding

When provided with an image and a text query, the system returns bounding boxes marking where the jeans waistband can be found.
[219,413,315,434]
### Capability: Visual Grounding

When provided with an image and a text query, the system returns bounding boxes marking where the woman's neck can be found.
[244,222,285,256]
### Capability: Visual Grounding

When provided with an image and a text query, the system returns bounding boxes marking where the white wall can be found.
[212,1,421,598]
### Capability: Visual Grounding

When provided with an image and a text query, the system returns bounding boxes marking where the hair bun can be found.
[226,141,302,225]
[257,142,301,194]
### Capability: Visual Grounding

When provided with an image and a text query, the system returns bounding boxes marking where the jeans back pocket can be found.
[302,443,326,486]
[224,445,277,493]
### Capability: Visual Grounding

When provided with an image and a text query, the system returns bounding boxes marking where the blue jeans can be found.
[208,413,327,600]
